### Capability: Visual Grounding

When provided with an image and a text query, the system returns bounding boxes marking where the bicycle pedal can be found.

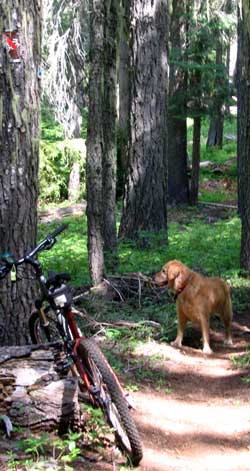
[89,385,100,396]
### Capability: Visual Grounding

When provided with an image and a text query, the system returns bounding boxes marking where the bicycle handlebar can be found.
[48,223,69,239]
[0,223,68,279]
[28,223,69,258]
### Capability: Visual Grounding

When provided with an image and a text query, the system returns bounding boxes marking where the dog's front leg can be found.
[171,309,187,349]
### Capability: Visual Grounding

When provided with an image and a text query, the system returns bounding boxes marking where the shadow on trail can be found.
[139,422,250,451]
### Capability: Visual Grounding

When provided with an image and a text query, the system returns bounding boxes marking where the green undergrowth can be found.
[5,427,109,471]
[38,209,240,284]
[231,348,250,369]
[187,116,237,204]
[187,116,237,162]
[231,348,250,385]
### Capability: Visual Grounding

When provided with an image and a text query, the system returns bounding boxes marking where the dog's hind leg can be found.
[221,298,233,346]
[200,315,213,355]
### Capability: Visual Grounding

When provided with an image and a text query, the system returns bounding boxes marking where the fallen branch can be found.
[72,307,161,330]
[198,201,237,209]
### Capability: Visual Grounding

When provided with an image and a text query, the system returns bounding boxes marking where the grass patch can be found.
[38,217,89,286]
[187,116,237,205]
[118,216,240,277]
[38,211,241,295]
[231,349,250,368]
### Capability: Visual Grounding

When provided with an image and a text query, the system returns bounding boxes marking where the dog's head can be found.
[154,260,191,293]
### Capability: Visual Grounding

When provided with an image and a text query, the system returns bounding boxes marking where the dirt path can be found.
[135,312,250,471]
[80,312,250,471]
[1,298,249,469]
[1,317,249,471]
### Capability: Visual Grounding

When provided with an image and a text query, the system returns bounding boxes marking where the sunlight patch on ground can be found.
[135,391,250,436]
[140,449,250,471]
[133,340,237,378]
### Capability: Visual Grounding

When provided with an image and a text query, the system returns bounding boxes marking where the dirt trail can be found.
[1,317,249,471]
[133,313,250,471]
[83,312,250,471]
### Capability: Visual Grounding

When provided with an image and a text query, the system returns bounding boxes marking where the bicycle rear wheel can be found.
[77,338,143,466]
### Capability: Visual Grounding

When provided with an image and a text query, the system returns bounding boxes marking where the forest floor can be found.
[1,310,250,471]
[2,201,250,471]
[66,310,250,471]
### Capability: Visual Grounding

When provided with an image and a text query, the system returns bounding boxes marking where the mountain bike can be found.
[0,224,143,466]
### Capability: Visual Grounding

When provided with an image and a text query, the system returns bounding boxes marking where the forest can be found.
[0,0,250,470]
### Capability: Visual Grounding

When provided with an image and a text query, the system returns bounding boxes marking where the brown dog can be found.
[154,260,233,354]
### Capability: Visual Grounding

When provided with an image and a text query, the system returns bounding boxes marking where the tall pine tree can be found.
[119,0,168,239]
[0,0,42,345]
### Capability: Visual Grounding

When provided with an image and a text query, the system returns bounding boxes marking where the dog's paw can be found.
[202,345,213,355]
[224,337,233,347]
[171,340,182,349]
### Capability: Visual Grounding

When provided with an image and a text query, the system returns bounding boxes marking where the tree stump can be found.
[0,345,83,433]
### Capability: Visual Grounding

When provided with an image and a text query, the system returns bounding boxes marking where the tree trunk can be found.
[190,116,201,205]
[238,3,250,269]
[225,0,234,117]
[102,0,119,267]
[0,0,41,345]
[117,0,131,198]
[0,345,82,432]
[206,113,224,148]
[68,162,81,202]
[206,43,225,149]
[225,40,231,117]
[168,0,189,206]
[86,0,105,285]
[119,0,168,239]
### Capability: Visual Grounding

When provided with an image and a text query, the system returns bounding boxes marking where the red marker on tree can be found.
[3,31,21,62]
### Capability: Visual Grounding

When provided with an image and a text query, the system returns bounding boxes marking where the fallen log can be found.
[0,344,83,433]
[198,201,237,209]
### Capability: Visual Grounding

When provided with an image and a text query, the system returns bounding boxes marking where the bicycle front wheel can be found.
[29,310,60,344]
[77,338,143,467]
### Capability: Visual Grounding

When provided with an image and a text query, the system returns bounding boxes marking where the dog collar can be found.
[174,273,193,298]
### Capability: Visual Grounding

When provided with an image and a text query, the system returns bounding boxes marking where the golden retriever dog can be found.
[154,260,233,354]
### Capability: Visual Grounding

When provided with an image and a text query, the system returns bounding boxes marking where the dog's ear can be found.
[174,266,190,292]
[167,265,179,282]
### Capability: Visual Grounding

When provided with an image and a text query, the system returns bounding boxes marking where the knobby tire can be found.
[29,310,60,344]
[77,338,143,466]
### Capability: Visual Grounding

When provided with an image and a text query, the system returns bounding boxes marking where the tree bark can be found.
[0,0,42,345]
[86,0,105,285]
[0,345,81,432]
[68,162,81,202]
[190,116,201,205]
[119,0,168,239]
[117,0,131,198]
[102,0,119,267]
[206,43,225,149]
[238,2,250,269]
[168,0,189,205]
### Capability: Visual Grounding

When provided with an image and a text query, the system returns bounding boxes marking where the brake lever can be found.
[44,238,56,250]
